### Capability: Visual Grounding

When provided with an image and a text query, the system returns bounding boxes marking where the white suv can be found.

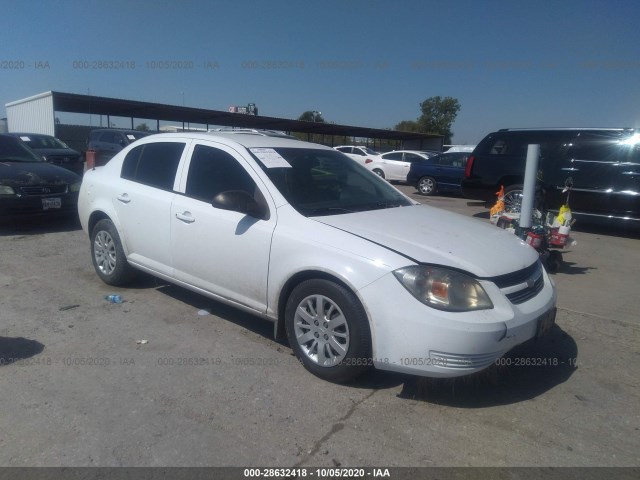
[333,145,381,166]
[78,132,557,383]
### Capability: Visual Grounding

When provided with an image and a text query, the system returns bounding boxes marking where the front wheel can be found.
[285,279,372,383]
[90,219,137,286]
[372,168,385,179]
[503,184,524,213]
[418,176,437,195]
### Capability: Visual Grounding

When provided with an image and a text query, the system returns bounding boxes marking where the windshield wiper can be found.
[355,201,406,211]
[306,206,356,216]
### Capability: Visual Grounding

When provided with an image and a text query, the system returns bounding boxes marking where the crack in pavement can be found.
[293,390,377,466]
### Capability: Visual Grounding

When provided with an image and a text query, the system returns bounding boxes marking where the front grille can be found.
[488,260,545,305]
[489,261,541,288]
[19,184,68,196]
[505,273,544,304]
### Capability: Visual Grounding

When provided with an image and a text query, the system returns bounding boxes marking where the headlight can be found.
[393,265,493,312]
[0,185,16,195]
[70,181,82,192]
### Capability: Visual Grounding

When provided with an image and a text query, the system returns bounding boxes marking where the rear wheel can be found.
[418,176,437,195]
[285,279,372,383]
[372,168,385,179]
[91,219,137,286]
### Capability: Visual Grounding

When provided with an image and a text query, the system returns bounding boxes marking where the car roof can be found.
[138,132,334,150]
[7,132,54,137]
[383,150,429,154]
[334,145,373,149]
[90,128,146,134]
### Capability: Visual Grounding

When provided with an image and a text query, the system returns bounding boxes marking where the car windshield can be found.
[19,135,69,149]
[0,136,44,162]
[252,148,412,216]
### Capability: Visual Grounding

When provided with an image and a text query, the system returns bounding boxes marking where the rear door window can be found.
[121,142,186,190]
[382,152,403,161]
[438,155,453,166]
[404,153,424,162]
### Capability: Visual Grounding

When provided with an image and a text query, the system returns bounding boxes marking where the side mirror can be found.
[212,190,269,220]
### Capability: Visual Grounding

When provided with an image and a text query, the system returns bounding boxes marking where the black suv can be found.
[87,129,150,166]
[462,128,640,223]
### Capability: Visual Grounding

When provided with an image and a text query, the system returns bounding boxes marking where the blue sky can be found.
[1,0,639,143]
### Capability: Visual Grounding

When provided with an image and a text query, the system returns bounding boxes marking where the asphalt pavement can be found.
[0,186,638,468]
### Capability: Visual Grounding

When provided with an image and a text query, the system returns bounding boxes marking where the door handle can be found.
[116,193,131,204]
[175,211,195,224]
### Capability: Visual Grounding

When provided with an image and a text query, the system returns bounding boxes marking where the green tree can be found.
[393,120,421,132]
[298,111,326,123]
[417,96,460,144]
[135,123,150,132]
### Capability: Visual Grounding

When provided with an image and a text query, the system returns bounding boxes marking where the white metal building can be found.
[5,91,57,136]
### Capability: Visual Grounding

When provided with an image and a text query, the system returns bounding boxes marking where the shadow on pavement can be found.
[0,337,45,366]
[145,283,578,404]
[0,214,81,236]
[556,260,595,275]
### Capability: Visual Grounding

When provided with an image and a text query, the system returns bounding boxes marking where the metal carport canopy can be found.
[49,91,441,142]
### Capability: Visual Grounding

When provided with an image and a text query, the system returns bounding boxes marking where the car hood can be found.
[0,161,81,186]
[313,204,538,278]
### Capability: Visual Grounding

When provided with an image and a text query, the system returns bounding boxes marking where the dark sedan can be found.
[0,134,81,217]
[7,133,85,175]
[407,152,469,195]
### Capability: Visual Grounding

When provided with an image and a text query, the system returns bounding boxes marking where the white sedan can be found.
[333,145,381,166]
[78,131,556,383]
[366,150,437,182]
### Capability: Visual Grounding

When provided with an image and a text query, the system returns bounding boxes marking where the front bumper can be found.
[357,267,557,378]
[0,192,79,217]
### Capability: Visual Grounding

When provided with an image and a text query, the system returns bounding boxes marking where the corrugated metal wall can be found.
[6,92,55,135]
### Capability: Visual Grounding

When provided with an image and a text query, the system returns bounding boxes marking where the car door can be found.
[437,153,468,191]
[171,141,277,313]
[113,140,188,276]
[380,152,404,180]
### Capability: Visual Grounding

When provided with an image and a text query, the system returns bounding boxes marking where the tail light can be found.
[365,158,373,164]
[464,155,475,178]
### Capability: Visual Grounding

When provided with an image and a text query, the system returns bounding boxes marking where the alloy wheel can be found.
[293,294,350,367]
[94,230,117,276]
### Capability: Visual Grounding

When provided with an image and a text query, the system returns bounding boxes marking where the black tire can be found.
[503,184,524,213]
[546,250,563,273]
[418,176,437,195]
[90,219,137,286]
[285,279,372,383]
[372,168,385,179]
